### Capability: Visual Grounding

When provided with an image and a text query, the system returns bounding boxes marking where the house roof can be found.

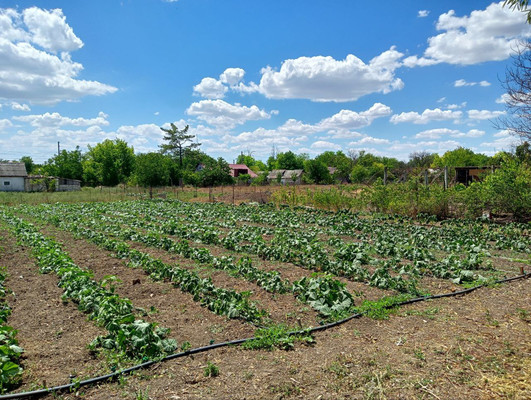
[267,169,286,179]
[0,163,27,177]
[267,169,304,180]
[228,164,258,178]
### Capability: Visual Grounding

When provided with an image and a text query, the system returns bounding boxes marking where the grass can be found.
[241,324,314,351]
[355,294,412,320]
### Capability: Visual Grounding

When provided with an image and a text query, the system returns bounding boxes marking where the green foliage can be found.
[355,294,412,320]
[160,124,200,167]
[19,156,34,174]
[83,139,135,186]
[304,159,331,184]
[203,361,219,377]
[482,156,531,221]
[0,270,23,393]
[271,151,306,170]
[242,324,314,351]
[42,147,83,181]
[134,153,171,190]
[432,147,491,168]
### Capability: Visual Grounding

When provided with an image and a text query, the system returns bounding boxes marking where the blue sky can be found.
[0,1,529,164]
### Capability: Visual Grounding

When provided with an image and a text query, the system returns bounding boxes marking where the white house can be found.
[0,163,27,192]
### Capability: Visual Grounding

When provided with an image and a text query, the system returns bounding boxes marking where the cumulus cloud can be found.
[496,93,511,104]
[348,136,390,146]
[311,140,341,150]
[418,10,429,18]
[0,7,116,105]
[0,118,13,131]
[405,2,531,66]
[390,108,462,124]
[454,79,491,87]
[258,47,405,102]
[193,77,227,99]
[219,68,245,86]
[468,109,506,120]
[13,111,109,127]
[186,99,271,129]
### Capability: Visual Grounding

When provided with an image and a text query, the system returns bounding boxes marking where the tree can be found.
[408,151,435,168]
[494,40,531,140]
[83,139,135,186]
[275,151,305,170]
[432,147,491,168]
[20,156,34,174]
[503,0,531,23]
[304,159,331,184]
[134,152,171,198]
[42,147,83,180]
[159,124,200,167]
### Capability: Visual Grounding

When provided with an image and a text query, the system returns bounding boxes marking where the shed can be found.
[455,166,495,186]
[0,163,27,192]
[228,164,258,178]
[267,169,304,185]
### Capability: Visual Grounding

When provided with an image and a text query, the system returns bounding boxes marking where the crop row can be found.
[18,204,357,321]
[0,268,23,393]
[0,209,177,362]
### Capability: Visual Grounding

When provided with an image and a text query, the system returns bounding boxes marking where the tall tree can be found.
[159,124,200,167]
[83,139,135,186]
[42,147,83,180]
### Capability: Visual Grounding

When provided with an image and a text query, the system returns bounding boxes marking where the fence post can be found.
[383,167,388,185]
[232,184,235,205]
[424,169,429,187]
[444,166,448,190]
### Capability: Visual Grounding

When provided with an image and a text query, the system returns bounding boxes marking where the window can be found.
[3,181,10,186]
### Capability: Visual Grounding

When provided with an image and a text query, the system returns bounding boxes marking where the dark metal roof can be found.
[0,163,27,177]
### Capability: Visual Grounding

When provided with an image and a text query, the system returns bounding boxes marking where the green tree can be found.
[134,152,171,198]
[276,151,305,170]
[42,147,83,180]
[304,159,331,184]
[433,147,491,168]
[408,151,435,168]
[315,151,352,182]
[515,141,531,164]
[159,124,200,167]
[236,153,266,171]
[20,156,34,174]
[83,139,135,186]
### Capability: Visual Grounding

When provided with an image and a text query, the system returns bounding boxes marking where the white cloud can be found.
[193,77,227,99]
[318,103,392,131]
[437,96,446,103]
[349,136,390,146]
[13,111,109,128]
[454,79,491,87]
[22,7,83,52]
[418,10,430,18]
[0,118,12,131]
[219,68,245,86]
[468,109,506,120]
[10,102,30,111]
[415,128,485,139]
[186,99,271,128]
[496,93,511,104]
[406,2,531,66]
[0,7,117,105]
[390,108,462,124]
[258,47,405,102]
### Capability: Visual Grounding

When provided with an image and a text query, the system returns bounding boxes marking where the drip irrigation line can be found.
[1,271,529,399]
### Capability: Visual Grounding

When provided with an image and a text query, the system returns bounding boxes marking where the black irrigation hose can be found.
[1,271,529,399]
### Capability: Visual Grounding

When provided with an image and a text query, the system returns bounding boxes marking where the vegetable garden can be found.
[0,199,529,399]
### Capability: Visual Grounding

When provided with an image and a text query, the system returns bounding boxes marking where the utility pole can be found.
[57,141,60,156]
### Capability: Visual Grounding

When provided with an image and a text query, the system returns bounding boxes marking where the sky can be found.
[0,0,530,164]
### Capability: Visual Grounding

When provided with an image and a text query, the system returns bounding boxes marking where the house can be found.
[0,163,27,191]
[455,166,495,186]
[267,169,304,185]
[228,164,258,178]
[25,175,81,192]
